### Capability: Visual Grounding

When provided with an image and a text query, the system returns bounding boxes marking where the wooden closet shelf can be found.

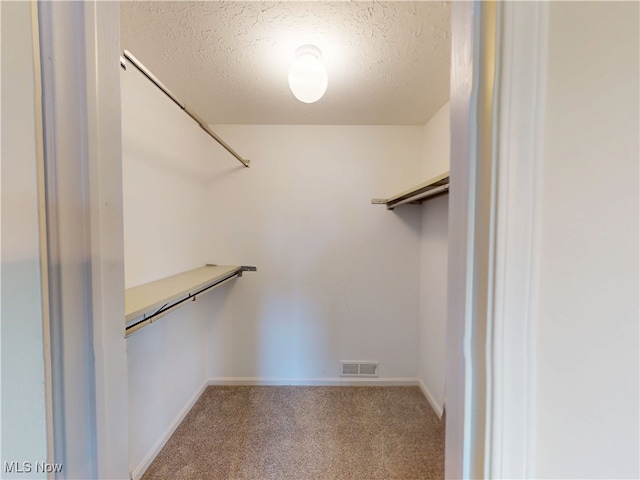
[125,264,256,336]
[372,171,449,210]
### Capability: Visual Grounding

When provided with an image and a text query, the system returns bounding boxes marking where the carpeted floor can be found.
[141,386,445,480]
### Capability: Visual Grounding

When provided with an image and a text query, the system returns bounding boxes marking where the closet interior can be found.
[119,2,451,478]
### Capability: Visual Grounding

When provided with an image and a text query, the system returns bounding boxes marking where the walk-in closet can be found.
[119,2,451,478]
[3,0,639,478]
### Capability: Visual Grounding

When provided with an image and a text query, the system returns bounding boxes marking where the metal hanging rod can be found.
[125,265,257,336]
[121,50,250,168]
[125,270,237,336]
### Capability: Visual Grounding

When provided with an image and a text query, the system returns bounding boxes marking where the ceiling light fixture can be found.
[288,45,328,104]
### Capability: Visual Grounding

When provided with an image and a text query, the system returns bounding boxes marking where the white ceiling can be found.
[119,1,451,125]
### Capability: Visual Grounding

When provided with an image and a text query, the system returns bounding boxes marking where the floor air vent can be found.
[340,361,378,377]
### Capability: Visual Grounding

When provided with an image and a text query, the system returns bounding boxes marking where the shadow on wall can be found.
[122,127,219,185]
[391,206,423,237]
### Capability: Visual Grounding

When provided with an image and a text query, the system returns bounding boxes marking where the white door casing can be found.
[447,2,548,478]
[38,2,128,478]
[487,2,548,478]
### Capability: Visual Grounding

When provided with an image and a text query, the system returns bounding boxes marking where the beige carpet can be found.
[141,386,445,480]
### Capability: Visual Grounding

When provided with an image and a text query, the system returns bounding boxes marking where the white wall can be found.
[121,62,221,475]
[418,102,450,415]
[534,2,639,478]
[205,124,424,381]
[0,2,49,475]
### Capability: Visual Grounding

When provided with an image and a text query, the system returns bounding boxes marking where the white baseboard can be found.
[130,379,208,480]
[418,379,444,418]
[207,376,419,387]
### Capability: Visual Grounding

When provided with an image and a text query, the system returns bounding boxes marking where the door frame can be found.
[38,1,128,478]
[447,1,548,478]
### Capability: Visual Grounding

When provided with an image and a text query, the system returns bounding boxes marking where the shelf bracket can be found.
[238,265,257,277]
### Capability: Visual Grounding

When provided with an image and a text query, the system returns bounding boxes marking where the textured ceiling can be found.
[120,1,451,125]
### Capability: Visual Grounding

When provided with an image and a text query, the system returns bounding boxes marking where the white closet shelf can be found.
[372,171,449,210]
[125,264,256,336]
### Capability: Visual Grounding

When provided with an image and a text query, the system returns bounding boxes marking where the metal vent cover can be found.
[340,361,378,377]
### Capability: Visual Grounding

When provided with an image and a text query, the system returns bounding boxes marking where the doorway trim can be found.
[38,1,128,478]
[487,2,548,478]
[447,1,549,478]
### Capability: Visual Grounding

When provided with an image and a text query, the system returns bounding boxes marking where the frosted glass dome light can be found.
[288,45,328,104]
